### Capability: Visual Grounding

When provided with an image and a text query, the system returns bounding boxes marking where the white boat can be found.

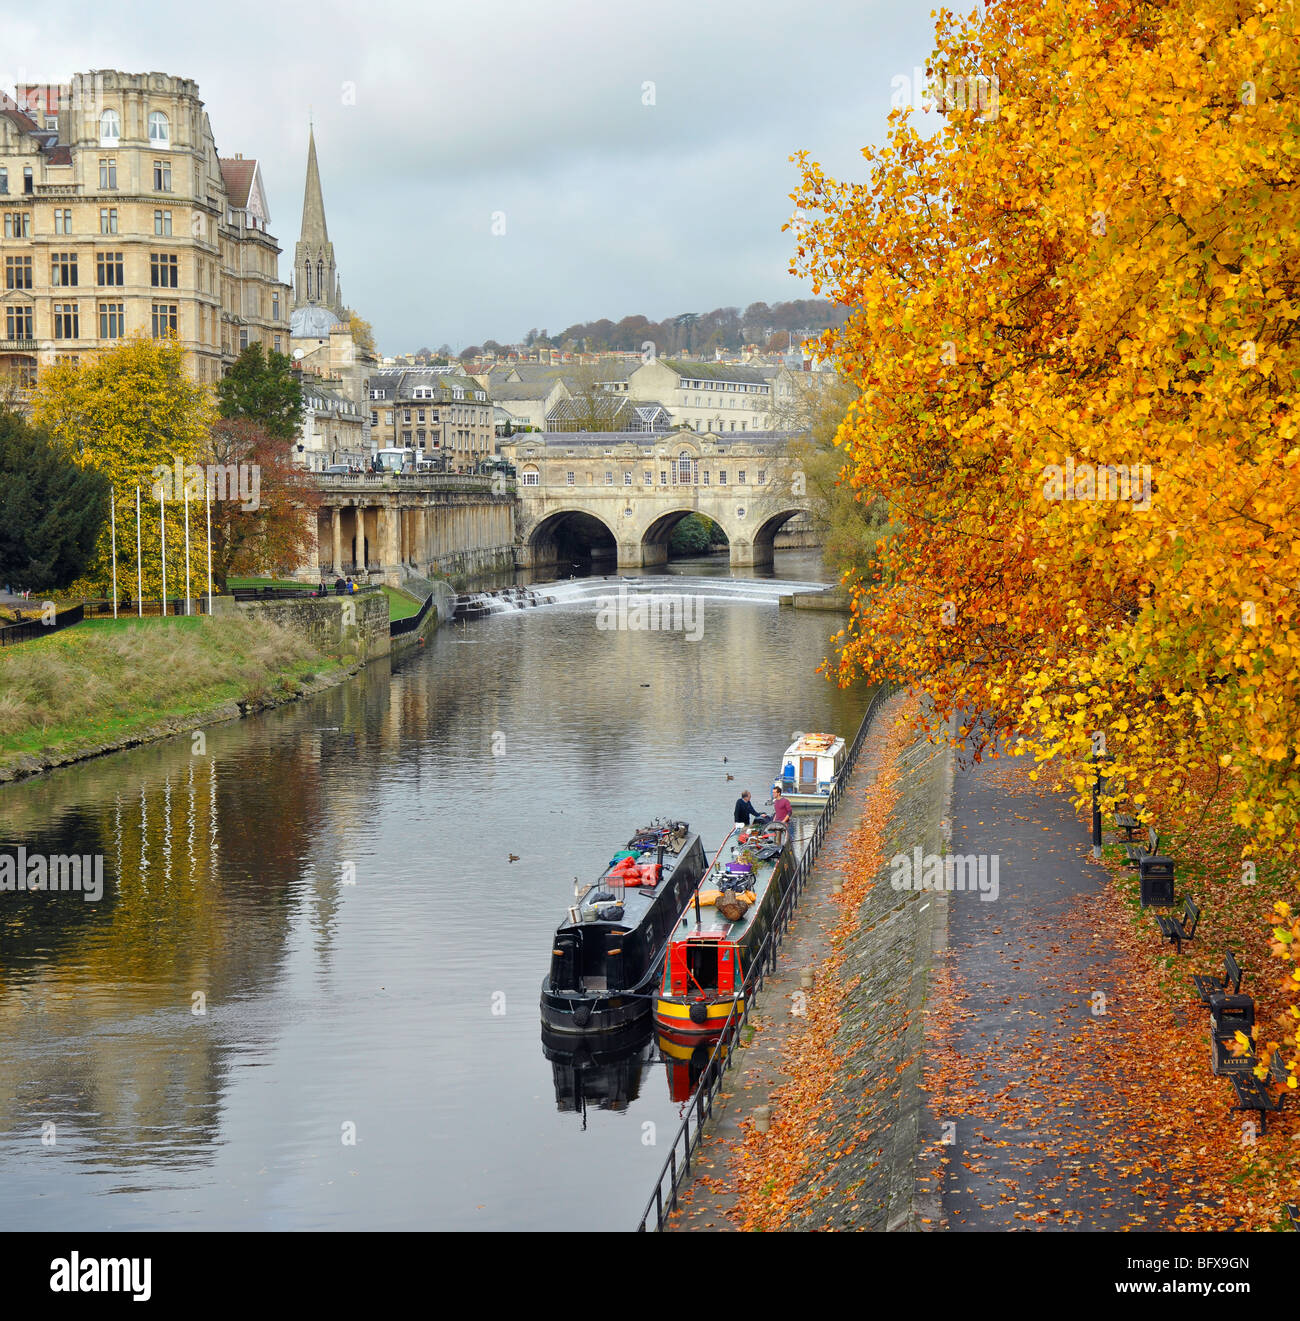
[774,732,847,808]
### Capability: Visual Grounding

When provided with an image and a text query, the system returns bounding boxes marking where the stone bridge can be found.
[306,473,516,585]
[499,431,811,569]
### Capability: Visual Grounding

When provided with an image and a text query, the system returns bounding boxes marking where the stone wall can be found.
[211,590,390,661]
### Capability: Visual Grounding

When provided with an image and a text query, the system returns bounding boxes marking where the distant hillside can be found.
[444,299,847,360]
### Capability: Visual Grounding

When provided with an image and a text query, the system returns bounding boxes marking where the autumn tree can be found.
[216,343,303,441]
[32,336,211,601]
[345,309,376,356]
[0,409,110,592]
[793,0,1300,855]
[200,418,321,590]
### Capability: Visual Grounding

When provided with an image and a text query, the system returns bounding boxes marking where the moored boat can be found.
[774,732,847,809]
[653,818,794,1042]
[540,820,707,1034]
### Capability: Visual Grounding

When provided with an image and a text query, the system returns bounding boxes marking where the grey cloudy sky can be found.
[8,0,938,353]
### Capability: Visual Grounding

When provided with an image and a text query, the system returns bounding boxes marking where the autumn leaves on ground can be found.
[681,0,1299,1231]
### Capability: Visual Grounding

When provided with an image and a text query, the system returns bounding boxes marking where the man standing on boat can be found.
[734,791,768,826]
[771,787,792,826]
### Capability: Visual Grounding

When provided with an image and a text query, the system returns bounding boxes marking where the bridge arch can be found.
[729,506,809,568]
[524,507,620,572]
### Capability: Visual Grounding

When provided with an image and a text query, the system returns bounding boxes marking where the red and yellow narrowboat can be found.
[653,819,793,1044]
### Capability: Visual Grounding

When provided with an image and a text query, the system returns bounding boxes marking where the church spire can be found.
[300,124,329,246]
[291,125,343,317]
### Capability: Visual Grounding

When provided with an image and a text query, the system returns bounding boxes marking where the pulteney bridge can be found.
[498,430,811,570]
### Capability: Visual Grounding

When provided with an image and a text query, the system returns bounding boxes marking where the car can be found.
[322,464,351,475]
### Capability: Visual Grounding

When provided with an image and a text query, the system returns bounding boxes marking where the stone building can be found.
[0,72,289,388]
[296,377,366,471]
[365,368,494,466]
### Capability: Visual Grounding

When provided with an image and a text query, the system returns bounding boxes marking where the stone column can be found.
[332,507,342,574]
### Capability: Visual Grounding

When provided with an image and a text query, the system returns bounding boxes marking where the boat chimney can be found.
[694,892,701,927]
[656,843,665,869]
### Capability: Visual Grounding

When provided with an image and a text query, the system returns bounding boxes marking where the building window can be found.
[660,470,668,485]
[643,470,652,485]
[757,470,766,484]
[53,208,71,234]
[148,111,170,146]
[56,303,82,341]
[521,467,540,486]
[718,471,728,485]
[154,210,172,236]
[272,292,279,321]
[5,305,34,339]
[273,335,281,353]
[97,252,124,286]
[97,302,125,338]
[603,471,613,485]
[51,253,78,286]
[99,159,117,189]
[100,109,121,145]
[702,471,710,485]
[404,409,411,423]
[239,328,249,351]
[370,410,378,426]
[100,207,118,234]
[0,167,7,194]
[623,471,632,485]
[418,410,425,422]
[5,256,32,290]
[565,471,575,486]
[154,160,172,191]
[23,166,33,195]
[385,411,393,425]
[151,303,178,338]
[4,212,31,237]
[738,470,747,484]
[150,253,179,287]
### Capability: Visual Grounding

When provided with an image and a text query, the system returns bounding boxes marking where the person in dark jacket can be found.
[734,791,768,825]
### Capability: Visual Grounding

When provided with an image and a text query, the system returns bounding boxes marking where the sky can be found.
[5,0,939,354]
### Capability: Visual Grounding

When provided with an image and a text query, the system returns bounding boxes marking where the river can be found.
[0,550,870,1231]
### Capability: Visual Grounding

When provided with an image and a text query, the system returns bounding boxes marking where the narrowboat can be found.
[540,820,707,1034]
[774,732,847,809]
[653,818,794,1042]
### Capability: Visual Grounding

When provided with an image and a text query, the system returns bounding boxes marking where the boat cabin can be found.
[776,732,847,801]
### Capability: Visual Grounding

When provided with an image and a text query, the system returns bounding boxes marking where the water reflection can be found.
[0,551,866,1229]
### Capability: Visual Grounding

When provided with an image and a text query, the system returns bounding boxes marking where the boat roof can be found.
[564,825,701,933]
[782,732,845,757]
[671,825,789,943]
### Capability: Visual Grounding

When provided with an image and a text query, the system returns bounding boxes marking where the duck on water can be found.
[540,820,707,1034]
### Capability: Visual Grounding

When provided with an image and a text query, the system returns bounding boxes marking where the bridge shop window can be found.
[565,471,575,486]
[758,470,766,484]
[521,466,539,486]
[718,470,728,485]
[659,470,668,485]
[738,470,747,484]
[623,471,632,485]
[643,470,652,485]
[604,470,613,485]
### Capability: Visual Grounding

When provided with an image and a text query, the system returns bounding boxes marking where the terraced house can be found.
[366,367,495,466]
[0,71,289,392]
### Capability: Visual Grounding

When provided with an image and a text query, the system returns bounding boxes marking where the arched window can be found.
[520,465,540,487]
[317,260,324,295]
[304,264,312,299]
[99,109,120,145]
[676,451,697,485]
[148,111,170,146]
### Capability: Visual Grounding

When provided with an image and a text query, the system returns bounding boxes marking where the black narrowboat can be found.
[540,820,707,1034]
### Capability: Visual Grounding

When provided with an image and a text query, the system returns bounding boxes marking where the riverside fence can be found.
[635,683,895,1232]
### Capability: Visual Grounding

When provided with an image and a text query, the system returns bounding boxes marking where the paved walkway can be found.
[928,751,1187,1229]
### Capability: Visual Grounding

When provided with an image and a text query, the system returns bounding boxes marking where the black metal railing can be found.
[390,591,436,637]
[80,597,213,618]
[231,585,381,603]
[0,602,84,646]
[635,683,895,1232]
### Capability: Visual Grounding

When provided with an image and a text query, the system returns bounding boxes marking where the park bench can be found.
[1124,825,1160,868]
[1102,776,1141,840]
[1155,896,1199,953]
[1229,1052,1292,1134]
[1193,950,1244,1009]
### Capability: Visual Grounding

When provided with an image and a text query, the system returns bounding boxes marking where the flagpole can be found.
[135,486,142,618]
[184,486,192,617]
[160,488,167,618]
[205,476,213,615]
[110,489,118,619]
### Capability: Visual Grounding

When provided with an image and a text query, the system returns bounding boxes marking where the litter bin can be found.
[1138,854,1176,907]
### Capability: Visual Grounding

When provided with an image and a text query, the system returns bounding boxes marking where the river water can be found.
[0,551,870,1231]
